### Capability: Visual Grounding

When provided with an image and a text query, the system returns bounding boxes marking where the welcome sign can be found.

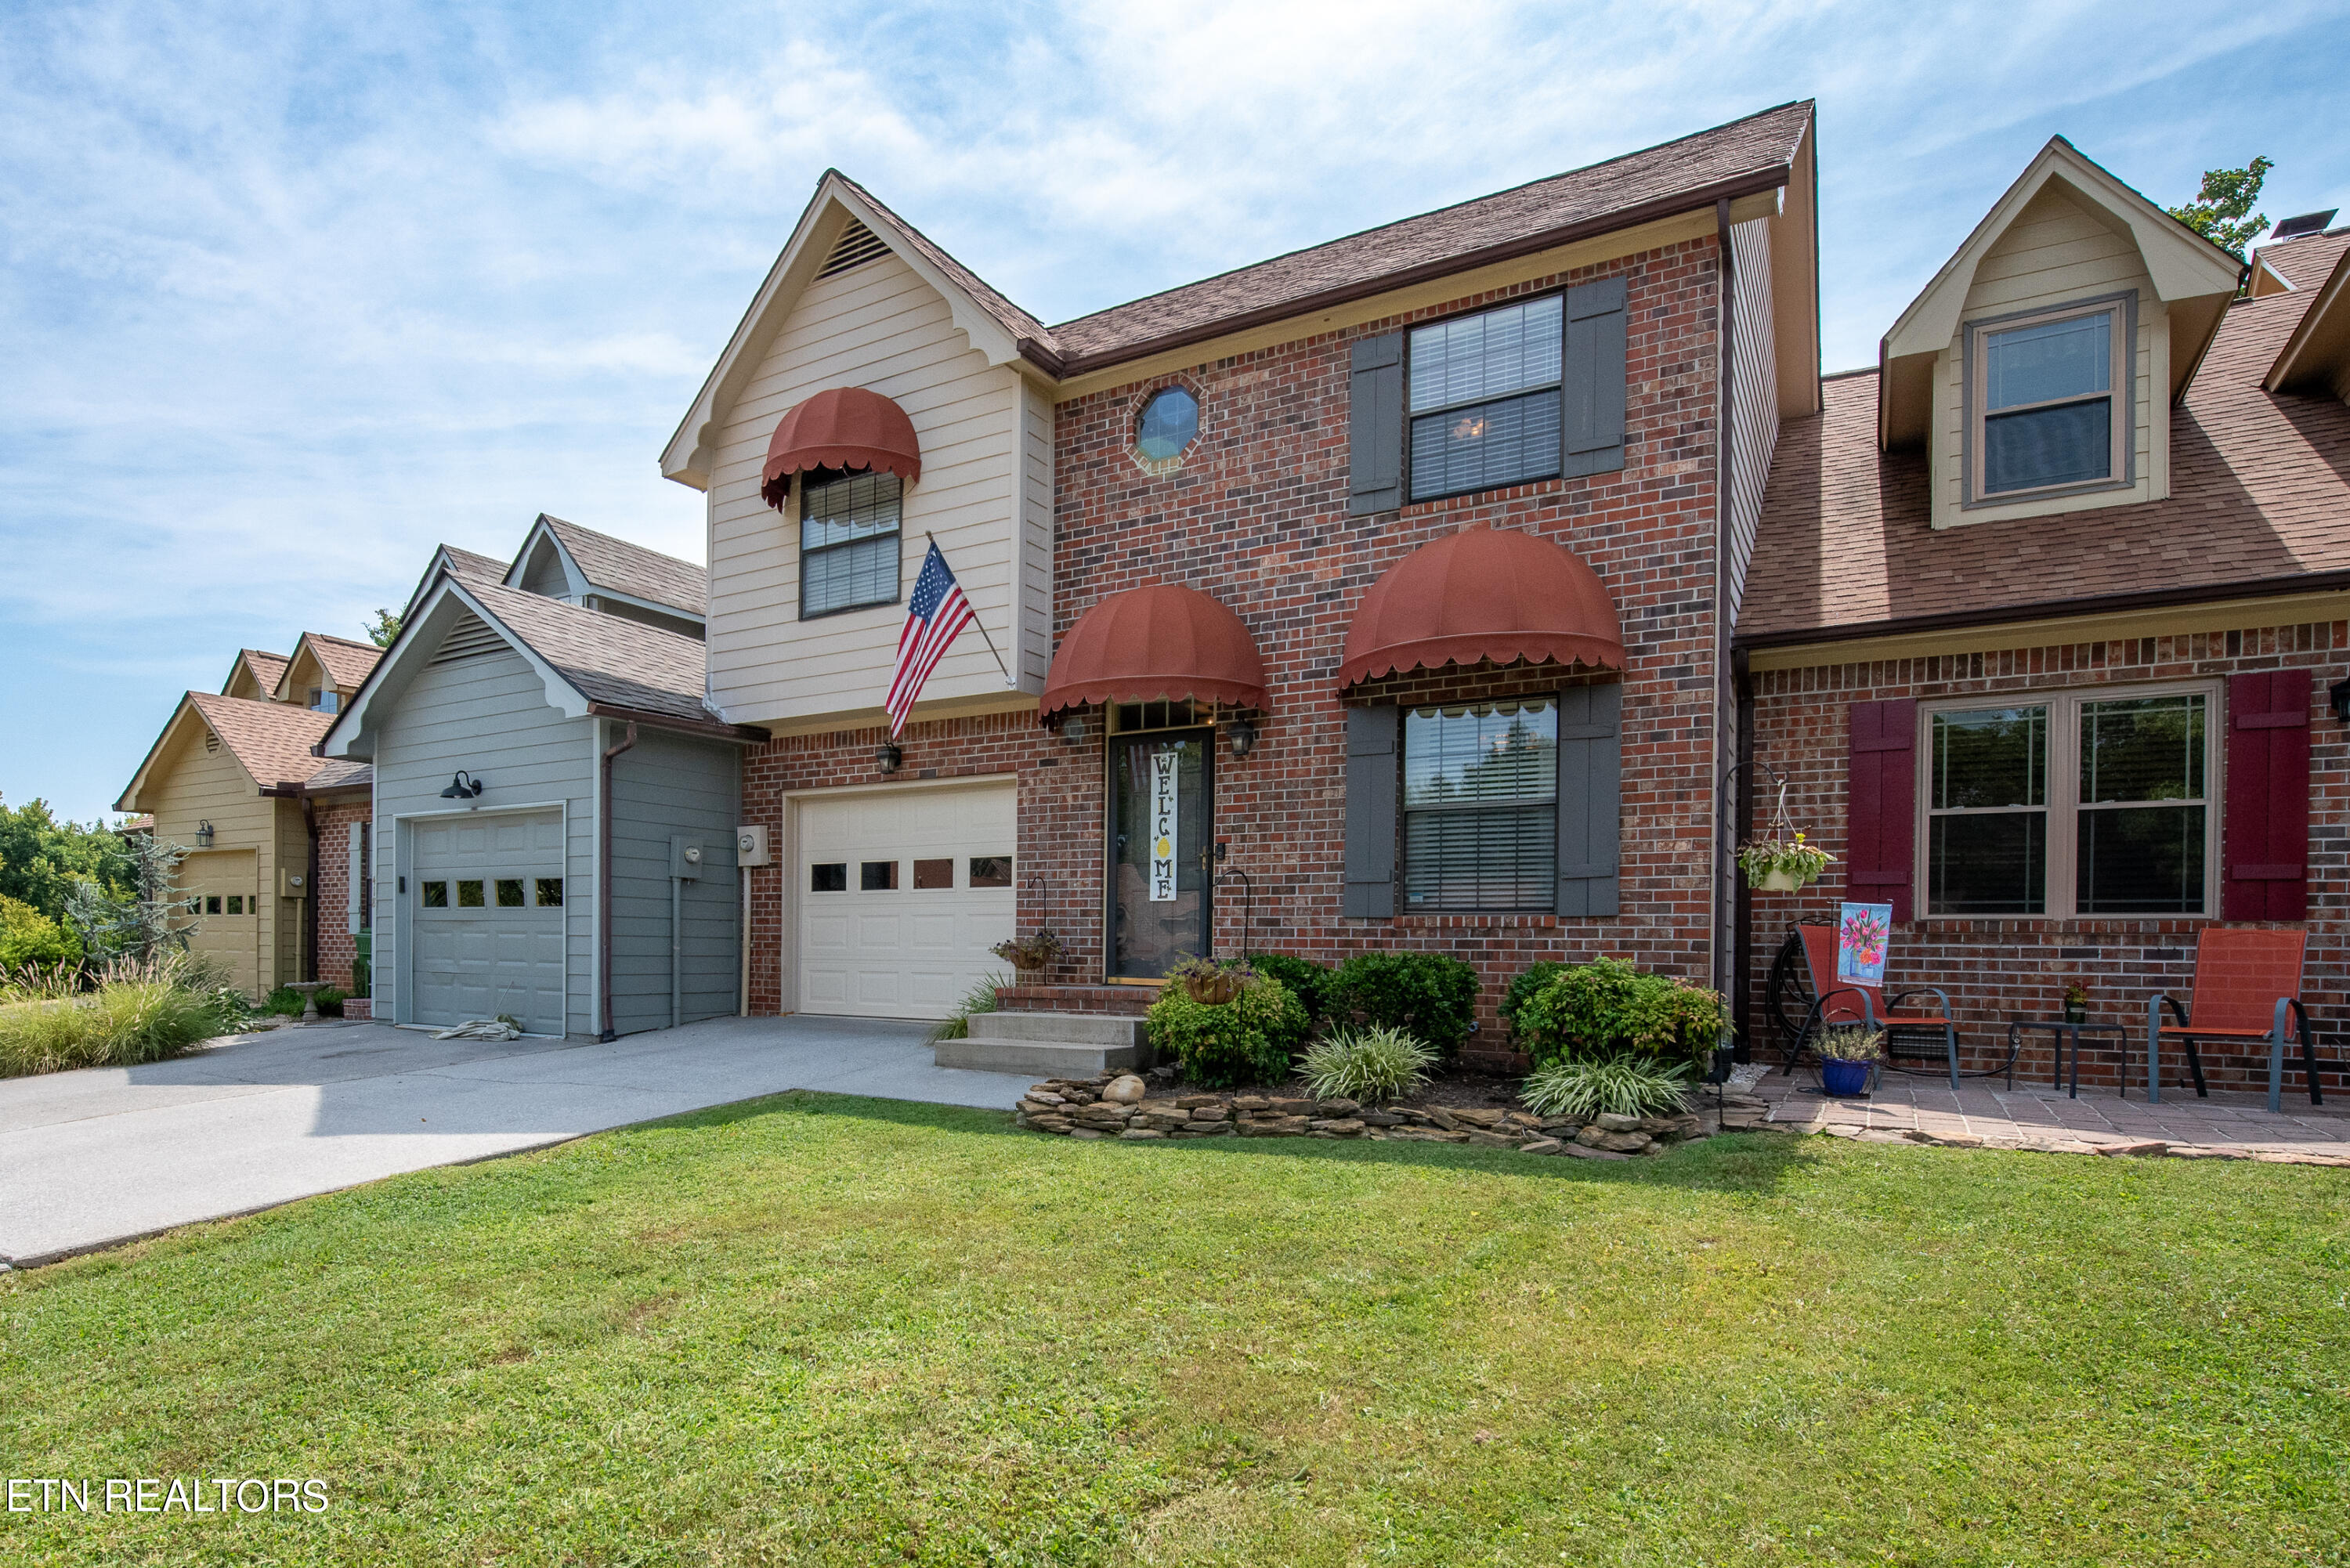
[1148,750,1180,901]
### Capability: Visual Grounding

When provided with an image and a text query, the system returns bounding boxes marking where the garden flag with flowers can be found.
[884,540,978,736]
[1837,902,1893,987]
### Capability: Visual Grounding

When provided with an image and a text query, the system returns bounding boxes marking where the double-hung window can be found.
[1407,296,1563,502]
[799,467,902,618]
[1925,685,2213,916]
[1403,699,1557,910]
[1968,296,2131,500]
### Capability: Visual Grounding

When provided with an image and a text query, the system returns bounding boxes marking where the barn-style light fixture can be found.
[195,820,215,847]
[1227,717,1258,757]
[439,771,486,800]
[875,744,902,775]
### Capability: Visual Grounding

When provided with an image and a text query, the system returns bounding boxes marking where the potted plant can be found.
[1168,955,1253,1006]
[2063,981,2088,1024]
[1737,831,1834,892]
[990,929,1063,975]
[1817,1024,1883,1097]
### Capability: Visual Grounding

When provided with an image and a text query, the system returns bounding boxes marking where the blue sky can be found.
[5,0,2346,820]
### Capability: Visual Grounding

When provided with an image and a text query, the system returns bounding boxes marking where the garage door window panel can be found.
[811,863,848,892]
[422,881,449,908]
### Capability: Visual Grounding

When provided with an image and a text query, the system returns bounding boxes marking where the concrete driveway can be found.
[0,1015,1032,1267]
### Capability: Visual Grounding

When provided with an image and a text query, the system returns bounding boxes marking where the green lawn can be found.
[3,1096,2346,1566]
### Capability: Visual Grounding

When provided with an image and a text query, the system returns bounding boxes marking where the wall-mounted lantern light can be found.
[439,771,486,800]
[195,820,215,847]
[875,744,903,775]
[1227,717,1258,758]
[1061,712,1088,746]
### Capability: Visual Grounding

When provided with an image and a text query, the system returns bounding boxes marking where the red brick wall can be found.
[1744,620,2348,1093]
[313,797,371,999]
[738,236,1729,1063]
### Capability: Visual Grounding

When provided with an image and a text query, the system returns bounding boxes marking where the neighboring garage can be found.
[322,523,765,1038]
[795,779,1016,1019]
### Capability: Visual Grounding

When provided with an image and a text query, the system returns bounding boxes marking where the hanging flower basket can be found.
[990,930,1063,974]
[1735,777,1832,892]
[1168,955,1256,1006]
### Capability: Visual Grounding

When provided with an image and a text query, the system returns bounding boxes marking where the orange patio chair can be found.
[2147,928,2323,1111]
[1790,924,1965,1089]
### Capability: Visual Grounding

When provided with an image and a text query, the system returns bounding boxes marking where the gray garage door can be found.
[410,810,566,1035]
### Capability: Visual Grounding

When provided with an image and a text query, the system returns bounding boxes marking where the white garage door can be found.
[409,810,566,1036]
[797,782,1016,1019]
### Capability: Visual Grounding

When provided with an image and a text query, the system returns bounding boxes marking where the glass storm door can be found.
[1108,730,1212,980]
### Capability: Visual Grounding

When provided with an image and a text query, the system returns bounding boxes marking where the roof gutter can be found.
[584,703,769,745]
[1039,164,1795,381]
[1732,569,2350,654]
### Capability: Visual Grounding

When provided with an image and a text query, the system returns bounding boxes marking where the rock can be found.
[2094,1140,2169,1158]
[1026,1116,1073,1134]
[1537,1118,1583,1136]
[1267,1097,1318,1116]
[1175,1094,1224,1109]
[1119,1128,1165,1140]
[1102,1075,1148,1104]
[1575,1126,1650,1153]
[1314,1098,1361,1117]
[1556,1142,1632,1161]
[1188,1105,1232,1122]
[1359,1110,1404,1127]
[1016,1100,1062,1117]
[1231,1096,1271,1111]
[1239,1115,1311,1137]
[1135,1114,1191,1133]
[1518,1138,1564,1156]
[1594,1111,1644,1133]
[1421,1107,1462,1132]
[1451,1107,1506,1129]
[1174,1122,1231,1137]
[1308,1118,1365,1136]
[1636,1140,1670,1156]
[1466,1129,1520,1150]
[1502,1111,1544,1131]
[1025,1088,1068,1105]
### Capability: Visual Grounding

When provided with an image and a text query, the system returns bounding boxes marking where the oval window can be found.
[1135,387,1199,461]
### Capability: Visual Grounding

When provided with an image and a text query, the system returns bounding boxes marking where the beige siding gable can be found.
[706,247,1043,728]
[1929,182,2168,529]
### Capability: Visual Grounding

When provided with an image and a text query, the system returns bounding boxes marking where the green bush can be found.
[1520,1056,1693,1122]
[0,953,226,1078]
[1299,1024,1435,1103]
[925,972,1008,1046]
[0,893,82,974]
[1329,951,1479,1060]
[262,986,307,1017]
[1148,974,1307,1089]
[1246,952,1334,1027]
[313,987,348,1017]
[1512,957,1729,1068]
[1499,960,1566,1043]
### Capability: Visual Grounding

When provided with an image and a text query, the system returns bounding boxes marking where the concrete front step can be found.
[937,1011,1153,1076]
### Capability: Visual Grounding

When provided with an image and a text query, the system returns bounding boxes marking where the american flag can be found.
[884,540,976,735]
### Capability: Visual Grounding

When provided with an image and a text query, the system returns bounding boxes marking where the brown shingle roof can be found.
[2261,229,2350,291]
[187,693,337,789]
[226,649,289,696]
[1043,101,1813,370]
[830,172,1054,356]
[463,582,718,726]
[1739,284,2350,643]
[537,515,707,617]
[302,632,383,691]
[304,757,373,793]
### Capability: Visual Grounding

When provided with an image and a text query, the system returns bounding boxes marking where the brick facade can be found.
[739,235,1730,1064]
[312,797,372,1013]
[1743,619,2348,1094]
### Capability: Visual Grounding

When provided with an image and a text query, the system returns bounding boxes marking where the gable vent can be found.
[430,611,507,667]
[816,219,889,280]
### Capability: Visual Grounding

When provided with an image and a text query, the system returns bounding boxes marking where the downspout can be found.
[302,793,320,985]
[598,720,637,1042]
[1732,649,1755,1060]
[1712,196,1737,1007]
[739,851,751,1017]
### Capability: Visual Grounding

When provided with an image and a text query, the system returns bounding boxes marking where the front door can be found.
[1108,728,1211,980]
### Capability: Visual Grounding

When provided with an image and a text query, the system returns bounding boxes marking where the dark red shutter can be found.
[2223,670,2311,921]
[1846,699,1918,923]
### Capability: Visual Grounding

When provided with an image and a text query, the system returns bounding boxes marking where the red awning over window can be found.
[1337,524,1624,688]
[761,386,922,510]
[1040,584,1267,716]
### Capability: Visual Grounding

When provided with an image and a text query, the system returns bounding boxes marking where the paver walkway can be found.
[1724,1065,2350,1164]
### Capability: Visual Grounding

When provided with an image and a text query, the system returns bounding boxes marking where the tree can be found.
[365,608,403,648]
[0,795,135,923]
[66,830,193,964]
[2169,157,2273,261]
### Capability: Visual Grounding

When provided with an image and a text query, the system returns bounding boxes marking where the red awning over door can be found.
[1040,584,1267,716]
[1337,524,1624,688]
[761,386,923,509]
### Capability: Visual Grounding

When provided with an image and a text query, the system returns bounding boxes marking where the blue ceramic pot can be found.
[1820,1057,1871,1097]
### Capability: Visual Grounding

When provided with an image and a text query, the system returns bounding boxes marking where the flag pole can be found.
[927,532,1016,688]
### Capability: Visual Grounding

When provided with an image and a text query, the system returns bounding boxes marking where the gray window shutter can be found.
[1343,705,1399,917]
[1556,682,1622,916]
[1348,332,1404,515]
[1562,276,1628,479]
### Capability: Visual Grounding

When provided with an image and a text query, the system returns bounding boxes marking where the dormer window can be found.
[309,688,339,714]
[1966,294,2133,503]
[800,467,902,618]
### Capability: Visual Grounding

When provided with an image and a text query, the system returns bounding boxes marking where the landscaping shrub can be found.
[1299,1024,1435,1103]
[1245,952,1334,1027]
[1513,957,1730,1068]
[1148,974,1307,1089]
[1499,959,1565,1043]
[926,972,1007,1046]
[0,952,227,1078]
[1520,1055,1693,1122]
[0,893,82,973]
[313,987,348,1017]
[1329,951,1479,1060]
[262,986,307,1017]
